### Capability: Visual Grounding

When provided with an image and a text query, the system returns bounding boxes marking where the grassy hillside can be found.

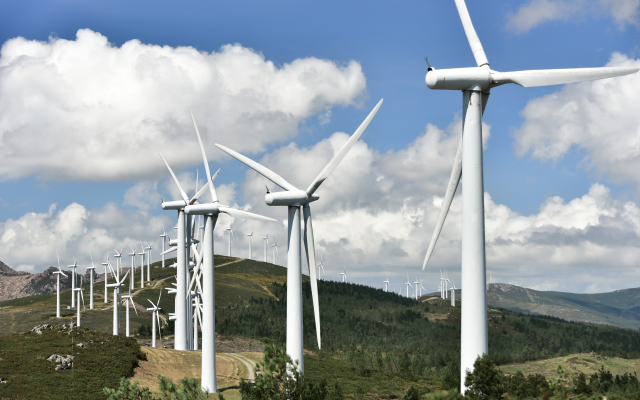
[0,326,144,400]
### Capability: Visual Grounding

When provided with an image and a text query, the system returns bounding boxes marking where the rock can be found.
[76,343,83,348]
[48,354,73,370]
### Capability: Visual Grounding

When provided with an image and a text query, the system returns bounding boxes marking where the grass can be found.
[0,325,145,400]
[499,353,640,380]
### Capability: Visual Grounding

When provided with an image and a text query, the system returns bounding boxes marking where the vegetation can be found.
[217,280,640,372]
[0,325,145,400]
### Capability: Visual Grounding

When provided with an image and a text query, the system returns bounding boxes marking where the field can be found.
[500,353,640,379]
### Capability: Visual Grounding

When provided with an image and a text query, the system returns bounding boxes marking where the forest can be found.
[216,280,640,373]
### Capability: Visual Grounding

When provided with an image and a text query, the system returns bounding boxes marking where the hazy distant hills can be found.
[485,283,640,330]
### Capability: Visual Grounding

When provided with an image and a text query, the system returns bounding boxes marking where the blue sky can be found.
[1,0,639,293]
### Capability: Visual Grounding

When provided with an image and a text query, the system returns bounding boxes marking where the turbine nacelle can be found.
[425,67,491,91]
[265,190,320,206]
[184,203,220,215]
[162,200,187,210]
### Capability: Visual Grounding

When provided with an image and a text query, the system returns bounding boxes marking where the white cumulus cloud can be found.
[0,29,366,181]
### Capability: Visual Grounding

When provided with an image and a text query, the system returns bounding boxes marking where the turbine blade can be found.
[303,205,321,350]
[306,99,383,196]
[156,312,162,341]
[491,67,639,88]
[218,206,277,222]
[453,0,489,67]
[190,109,219,203]
[133,300,139,316]
[214,144,298,191]
[422,134,462,270]
[190,170,220,205]
[161,247,178,256]
[158,152,189,203]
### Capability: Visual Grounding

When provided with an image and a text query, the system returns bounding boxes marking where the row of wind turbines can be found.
[47,0,636,394]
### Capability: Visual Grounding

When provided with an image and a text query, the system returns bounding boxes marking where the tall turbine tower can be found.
[270,237,278,264]
[214,99,382,373]
[181,110,275,393]
[87,253,96,310]
[247,231,253,260]
[68,258,78,308]
[54,251,67,318]
[225,227,234,257]
[262,234,269,262]
[421,0,639,392]
[160,224,168,268]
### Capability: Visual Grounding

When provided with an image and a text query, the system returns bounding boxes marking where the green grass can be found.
[0,326,145,400]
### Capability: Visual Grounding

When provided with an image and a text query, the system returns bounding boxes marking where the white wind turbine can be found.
[225,227,234,257]
[247,231,253,260]
[68,258,78,308]
[420,0,639,391]
[87,253,96,310]
[145,241,154,283]
[114,249,123,280]
[419,279,426,300]
[102,259,110,304]
[128,246,136,292]
[181,110,276,393]
[384,275,390,292]
[54,251,68,318]
[107,269,129,336]
[317,255,325,280]
[160,223,168,268]
[262,234,269,262]
[146,291,163,348]
[270,237,278,264]
[121,292,138,337]
[450,280,457,307]
[214,99,383,373]
[74,276,86,327]
[139,241,146,288]
[413,277,420,300]
[341,265,347,283]
[404,273,413,298]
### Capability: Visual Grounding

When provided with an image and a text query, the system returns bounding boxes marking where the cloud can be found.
[512,53,640,192]
[0,29,366,181]
[506,0,639,33]
[225,115,640,293]
[0,201,172,274]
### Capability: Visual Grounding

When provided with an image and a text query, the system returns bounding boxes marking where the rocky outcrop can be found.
[0,263,71,302]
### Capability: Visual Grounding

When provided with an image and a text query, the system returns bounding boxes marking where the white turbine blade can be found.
[148,299,156,308]
[81,290,85,312]
[306,99,383,196]
[422,135,462,271]
[491,66,638,88]
[189,170,220,205]
[161,247,178,256]
[157,286,162,304]
[190,109,219,203]
[158,152,189,203]
[214,144,298,191]
[218,206,277,222]
[120,271,130,285]
[303,205,321,350]
[156,312,162,342]
[453,0,489,67]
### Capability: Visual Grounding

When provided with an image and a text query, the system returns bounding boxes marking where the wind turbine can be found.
[270,237,278,264]
[214,99,383,373]
[420,279,426,300]
[262,234,269,262]
[414,277,420,300]
[404,273,413,298]
[173,109,276,392]
[68,258,78,308]
[420,0,639,391]
[146,291,163,348]
[317,256,325,280]
[87,253,97,309]
[450,280,457,307]
[139,241,146,288]
[383,275,390,292]
[121,292,138,337]
[160,223,168,268]
[53,251,67,318]
[247,231,253,260]
[114,249,123,280]
[74,276,86,327]
[341,265,347,283]
[145,241,153,283]
[107,269,129,336]
[128,246,136,292]
[102,259,109,304]
[225,227,234,257]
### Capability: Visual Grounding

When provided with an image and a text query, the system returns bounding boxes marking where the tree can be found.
[463,354,506,400]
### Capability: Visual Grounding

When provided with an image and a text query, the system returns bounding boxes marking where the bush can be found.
[464,354,506,400]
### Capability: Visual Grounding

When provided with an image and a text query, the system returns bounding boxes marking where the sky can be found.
[0,0,639,294]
